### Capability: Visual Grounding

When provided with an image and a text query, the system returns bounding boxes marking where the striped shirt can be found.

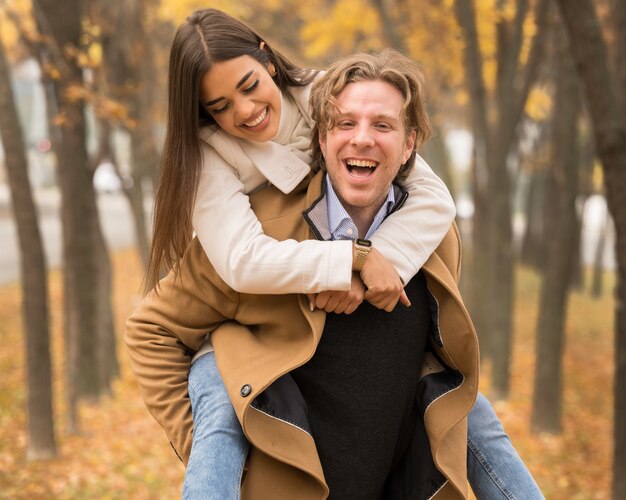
[325,174,395,241]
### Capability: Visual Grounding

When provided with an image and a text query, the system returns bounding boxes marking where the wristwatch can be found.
[353,238,372,272]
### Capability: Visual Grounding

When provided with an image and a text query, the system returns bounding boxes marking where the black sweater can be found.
[291,272,432,500]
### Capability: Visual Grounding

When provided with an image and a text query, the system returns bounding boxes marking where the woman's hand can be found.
[306,274,366,314]
[360,248,410,312]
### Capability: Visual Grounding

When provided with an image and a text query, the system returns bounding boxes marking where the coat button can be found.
[240,384,252,397]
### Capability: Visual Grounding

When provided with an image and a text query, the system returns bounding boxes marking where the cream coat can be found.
[192,81,455,294]
[126,171,479,499]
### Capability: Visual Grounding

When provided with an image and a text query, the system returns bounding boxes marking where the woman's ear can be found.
[259,41,276,76]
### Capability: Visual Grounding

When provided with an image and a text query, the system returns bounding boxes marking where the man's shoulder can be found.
[429,222,462,281]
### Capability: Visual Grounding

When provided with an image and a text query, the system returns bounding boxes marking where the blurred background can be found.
[0,0,624,498]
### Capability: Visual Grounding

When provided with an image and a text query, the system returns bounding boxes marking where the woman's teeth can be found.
[244,108,268,127]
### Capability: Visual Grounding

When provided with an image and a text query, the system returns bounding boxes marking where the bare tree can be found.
[531,35,581,433]
[454,0,550,398]
[553,0,626,497]
[0,37,56,459]
[34,0,104,430]
[591,210,610,298]
[98,0,163,270]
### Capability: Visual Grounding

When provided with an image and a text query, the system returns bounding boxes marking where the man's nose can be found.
[350,125,375,147]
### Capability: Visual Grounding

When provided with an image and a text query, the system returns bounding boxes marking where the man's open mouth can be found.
[345,159,377,179]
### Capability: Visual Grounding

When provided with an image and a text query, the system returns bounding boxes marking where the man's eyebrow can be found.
[335,111,400,122]
[373,112,400,121]
[205,69,255,107]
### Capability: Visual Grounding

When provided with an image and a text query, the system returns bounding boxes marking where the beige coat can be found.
[126,171,479,499]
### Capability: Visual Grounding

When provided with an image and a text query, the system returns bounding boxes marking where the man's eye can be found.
[337,121,354,128]
[242,80,260,94]
[375,123,391,130]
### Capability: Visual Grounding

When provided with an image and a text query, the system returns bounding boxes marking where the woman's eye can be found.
[210,104,229,115]
[242,80,260,94]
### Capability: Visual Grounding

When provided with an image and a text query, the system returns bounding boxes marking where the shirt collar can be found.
[325,173,395,240]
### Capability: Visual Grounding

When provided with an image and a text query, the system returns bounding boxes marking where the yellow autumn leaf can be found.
[525,86,552,122]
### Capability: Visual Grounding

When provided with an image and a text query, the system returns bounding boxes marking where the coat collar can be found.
[301,171,408,242]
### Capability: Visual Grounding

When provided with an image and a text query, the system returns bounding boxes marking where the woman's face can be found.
[200,55,282,142]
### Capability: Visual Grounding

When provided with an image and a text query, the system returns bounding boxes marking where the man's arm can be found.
[125,239,239,463]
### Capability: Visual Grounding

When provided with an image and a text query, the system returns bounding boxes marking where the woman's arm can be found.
[365,153,456,286]
[192,144,354,294]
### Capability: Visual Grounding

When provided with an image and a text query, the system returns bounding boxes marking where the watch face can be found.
[356,238,372,248]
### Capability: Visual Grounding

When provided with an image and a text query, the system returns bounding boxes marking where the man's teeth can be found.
[244,108,267,127]
[346,159,377,168]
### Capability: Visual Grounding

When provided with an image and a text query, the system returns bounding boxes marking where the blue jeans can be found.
[184,353,542,499]
[182,352,249,500]
[467,393,544,499]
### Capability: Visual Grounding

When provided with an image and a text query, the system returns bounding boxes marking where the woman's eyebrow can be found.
[205,69,255,107]
[235,69,254,89]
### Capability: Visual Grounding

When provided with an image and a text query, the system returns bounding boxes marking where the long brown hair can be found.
[146,9,315,291]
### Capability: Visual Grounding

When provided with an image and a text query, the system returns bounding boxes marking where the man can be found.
[126,50,542,499]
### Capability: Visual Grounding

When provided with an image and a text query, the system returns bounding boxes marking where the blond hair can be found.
[309,49,431,181]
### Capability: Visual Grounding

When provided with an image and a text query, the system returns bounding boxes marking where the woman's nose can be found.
[234,98,255,123]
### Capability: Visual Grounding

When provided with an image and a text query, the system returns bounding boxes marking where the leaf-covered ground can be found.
[0,249,613,498]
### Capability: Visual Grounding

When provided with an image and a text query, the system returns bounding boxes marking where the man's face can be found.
[320,80,416,218]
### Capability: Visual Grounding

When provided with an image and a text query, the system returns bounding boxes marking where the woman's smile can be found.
[201,55,282,142]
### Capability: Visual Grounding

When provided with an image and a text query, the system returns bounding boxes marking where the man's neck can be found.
[346,208,378,239]
[324,174,394,241]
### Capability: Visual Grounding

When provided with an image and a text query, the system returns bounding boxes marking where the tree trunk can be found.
[454,1,549,387]
[453,0,493,359]
[94,212,119,392]
[36,0,103,409]
[88,120,121,391]
[531,43,580,433]
[554,1,626,497]
[0,39,57,459]
[520,169,547,269]
[100,0,157,271]
[591,210,609,298]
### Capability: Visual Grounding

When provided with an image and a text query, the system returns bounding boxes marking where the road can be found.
[0,188,139,285]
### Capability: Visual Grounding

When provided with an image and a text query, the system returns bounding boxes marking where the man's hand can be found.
[360,248,410,312]
[307,274,366,314]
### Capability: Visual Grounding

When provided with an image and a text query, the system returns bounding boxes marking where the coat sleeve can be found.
[192,143,353,294]
[125,239,239,464]
[369,153,456,284]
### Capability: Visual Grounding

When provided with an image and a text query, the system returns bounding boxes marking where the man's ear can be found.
[402,130,417,164]
[318,131,327,156]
